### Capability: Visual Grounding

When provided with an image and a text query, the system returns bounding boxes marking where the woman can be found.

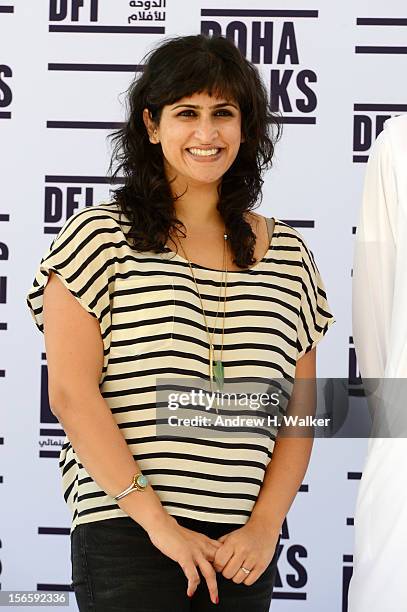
[26,34,335,611]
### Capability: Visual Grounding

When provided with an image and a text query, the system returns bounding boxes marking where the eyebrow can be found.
[171,102,239,111]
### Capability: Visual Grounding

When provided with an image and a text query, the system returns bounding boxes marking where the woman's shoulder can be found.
[61,200,122,228]
[54,200,129,246]
[253,212,308,248]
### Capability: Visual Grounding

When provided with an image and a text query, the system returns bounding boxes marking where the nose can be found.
[193,115,220,142]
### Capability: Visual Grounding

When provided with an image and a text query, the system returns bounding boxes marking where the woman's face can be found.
[143,91,244,188]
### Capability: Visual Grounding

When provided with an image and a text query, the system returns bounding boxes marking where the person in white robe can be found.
[349,113,407,611]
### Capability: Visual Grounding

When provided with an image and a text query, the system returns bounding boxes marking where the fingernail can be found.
[215,596,219,604]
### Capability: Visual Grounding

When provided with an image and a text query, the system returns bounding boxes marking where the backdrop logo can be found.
[43,177,123,228]
[39,355,65,459]
[0,65,12,120]
[0,209,8,473]
[348,334,362,388]
[201,8,318,124]
[0,210,8,303]
[353,104,407,162]
[0,5,14,14]
[48,0,166,32]
[355,17,407,55]
[128,0,166,24]
[44,177,97,235]
[342,554,353,612]
[49,0,99,22]
[273,515,308,600]
[343,469,362,611]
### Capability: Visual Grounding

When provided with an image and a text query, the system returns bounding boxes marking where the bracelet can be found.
[114,473,149,501]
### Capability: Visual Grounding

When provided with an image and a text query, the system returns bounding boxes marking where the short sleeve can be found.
[25,207,119,386]
[296,238,336,361]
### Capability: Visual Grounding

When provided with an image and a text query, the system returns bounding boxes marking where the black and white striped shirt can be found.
[26,201,335,534]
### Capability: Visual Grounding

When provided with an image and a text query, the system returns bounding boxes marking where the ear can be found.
[143,108,158,143]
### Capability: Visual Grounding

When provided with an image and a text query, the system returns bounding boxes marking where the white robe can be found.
[349,114,407,611]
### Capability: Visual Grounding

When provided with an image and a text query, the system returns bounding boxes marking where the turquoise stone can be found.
[214,360,224,390]
[137,475,148,487]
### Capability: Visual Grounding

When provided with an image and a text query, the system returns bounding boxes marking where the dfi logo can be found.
[39,353,66,459]
[44,183,95,228]
[41,354,58,426]
[49,0,98,21]
[353,104,407,162]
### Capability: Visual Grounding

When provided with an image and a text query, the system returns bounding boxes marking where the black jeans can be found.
[71,516,280,611]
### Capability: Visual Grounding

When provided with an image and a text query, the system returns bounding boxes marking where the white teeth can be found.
[188,148,220,157]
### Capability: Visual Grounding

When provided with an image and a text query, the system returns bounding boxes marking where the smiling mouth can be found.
[186,148,223,158]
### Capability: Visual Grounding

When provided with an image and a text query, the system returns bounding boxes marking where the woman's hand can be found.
[212,517,280,586]
[147,514,222,603]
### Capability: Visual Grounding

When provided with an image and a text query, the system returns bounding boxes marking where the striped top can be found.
[26,201,335,535]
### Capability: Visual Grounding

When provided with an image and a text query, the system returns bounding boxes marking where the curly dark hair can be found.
[107,33,282,269]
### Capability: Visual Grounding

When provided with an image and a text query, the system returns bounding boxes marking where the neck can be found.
[167,174,223,229]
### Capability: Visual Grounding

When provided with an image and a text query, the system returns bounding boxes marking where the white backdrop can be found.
[1,1,406,610]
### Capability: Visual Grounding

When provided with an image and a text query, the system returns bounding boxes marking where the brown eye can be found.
[177,110,233,117]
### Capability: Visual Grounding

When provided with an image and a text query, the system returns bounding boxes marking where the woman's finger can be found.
[231,560,257,584]
[221,549,249,580]
[204,535,223,548]
[197,555,219,605]
[202,539,224,562]
[213,539,235,573]
[202,545,216,563]
[179,556,201,598]
[242,566,261,587]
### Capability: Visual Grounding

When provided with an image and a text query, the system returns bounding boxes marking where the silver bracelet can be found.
[114,473,149,501]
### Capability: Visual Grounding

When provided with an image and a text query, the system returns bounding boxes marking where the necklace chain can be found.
[176,230,228,393]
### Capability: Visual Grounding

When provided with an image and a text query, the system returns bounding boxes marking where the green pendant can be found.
[213,360,224,390]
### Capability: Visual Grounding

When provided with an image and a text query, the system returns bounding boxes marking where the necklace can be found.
[176,231,228,395]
